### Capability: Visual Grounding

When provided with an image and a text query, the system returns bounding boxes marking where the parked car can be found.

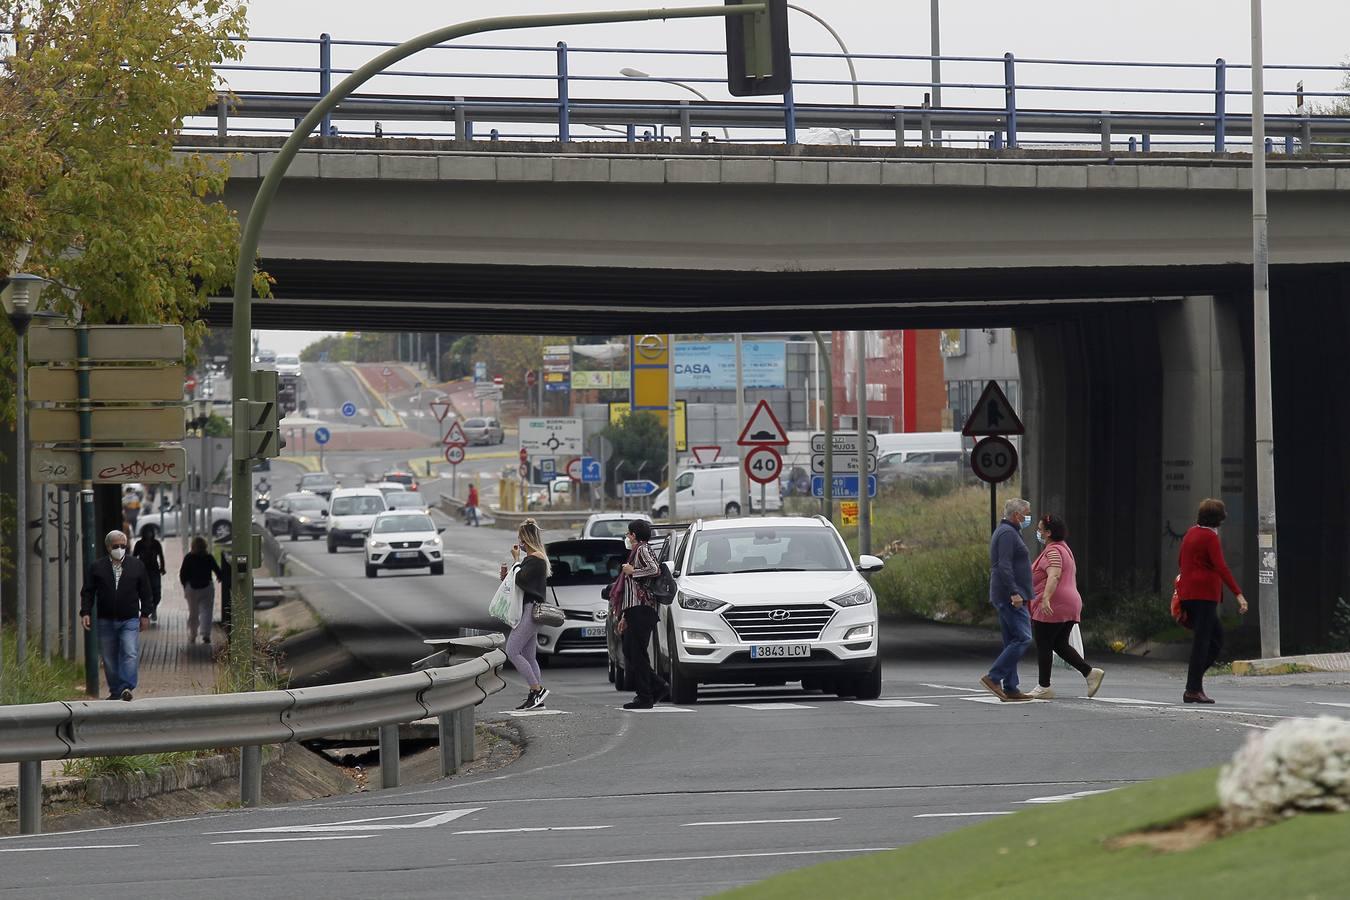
[651,461,781,519]
[580,512,650,540]
[527,477,572,508]
[535,538,628,662]
[264,491,328,541]
[137,504,232,542]
[643,516,884,704]
[364,511,445,577]
[460,416,504,445]
[386,492,429,512]
[326,488,387,553]
[877,449,969,485]
[381,471,419,492]
[297,471,339,499]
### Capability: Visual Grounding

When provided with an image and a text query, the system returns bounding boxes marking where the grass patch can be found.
[717,767,1350,899]
[59,750,212,779]
[0,628,85,705]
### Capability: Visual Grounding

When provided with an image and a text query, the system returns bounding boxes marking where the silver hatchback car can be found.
[461,416,504,445]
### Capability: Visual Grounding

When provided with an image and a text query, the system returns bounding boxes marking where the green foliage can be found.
[214,632,289,694]
[300,332,396,364]
[0,0,267,426]
[204,412,231,437]
[60,750,207,779]
[0,628,85,705]
[601,411,669,498]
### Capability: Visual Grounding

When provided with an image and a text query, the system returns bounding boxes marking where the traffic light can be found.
[725,0,791,97]
[235,369,285,459]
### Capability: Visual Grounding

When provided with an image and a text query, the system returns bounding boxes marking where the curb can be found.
[346,362,404,428]
[1231,651,1350,676]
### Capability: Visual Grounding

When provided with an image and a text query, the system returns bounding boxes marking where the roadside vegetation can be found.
[0,630,85,705]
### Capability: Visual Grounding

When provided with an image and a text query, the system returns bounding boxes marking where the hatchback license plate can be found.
[582,626,605,638]
[394,551,419,559]
[750,644,811,660]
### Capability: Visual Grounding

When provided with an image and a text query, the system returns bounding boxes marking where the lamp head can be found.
[619,67,650,78]
[1,272,49,318]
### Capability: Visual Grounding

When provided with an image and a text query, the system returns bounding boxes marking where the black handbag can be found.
[644,566,677,606]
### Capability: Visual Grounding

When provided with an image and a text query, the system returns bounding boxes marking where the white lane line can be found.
[209,808,482,834]
[1021,789,1118,804]
[331,582,427,641]
[213,836,375,845]
[618,706,693,713]
[1088,697,1168,705]
[960,696,1047,704]
[1236,722,1273,731]
[453,826,611,835]
[850,700,938,708]
[681,818,839,827]
[0,844,140,853]
[556,847,892,868]
[731,703,817,711]
[1310,702,1350,709]
[913,812,1015,818]
[920,683,983,693]
[505,709,570,717]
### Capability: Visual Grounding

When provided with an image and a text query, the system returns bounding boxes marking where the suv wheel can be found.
[667,623,698,704]
[724,502,741,517]
[327,537,337,554]
[289,524,299,542]
[654,507,668,520]
[364,563,377,578]
[852,665,883,700]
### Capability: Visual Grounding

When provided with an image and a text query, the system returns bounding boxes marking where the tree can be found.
[476,334,572,398]
[601,412,668,499]
[0,0,268,424]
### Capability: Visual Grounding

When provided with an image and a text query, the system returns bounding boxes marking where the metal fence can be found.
[0,635,507,835]
[178,32,1350,153]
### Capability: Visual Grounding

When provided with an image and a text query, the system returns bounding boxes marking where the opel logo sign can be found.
[634,334,667,360]
[768,609,791,621]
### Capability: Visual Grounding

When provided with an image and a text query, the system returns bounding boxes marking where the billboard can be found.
[674,341,786,390]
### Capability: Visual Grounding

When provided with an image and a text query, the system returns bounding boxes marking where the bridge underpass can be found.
[202,144,1350,654]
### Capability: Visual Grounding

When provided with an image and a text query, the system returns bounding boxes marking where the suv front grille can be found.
[722,604,835,642]
[390,541,421,549]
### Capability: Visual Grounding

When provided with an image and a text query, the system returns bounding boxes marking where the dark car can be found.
[264,491,328,540]
[605,524,686,691]
[382,470,420,492]
[297,471,339,499]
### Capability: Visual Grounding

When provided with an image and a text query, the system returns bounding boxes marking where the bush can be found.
[1077,576,1176,652]
[0,629,85,705]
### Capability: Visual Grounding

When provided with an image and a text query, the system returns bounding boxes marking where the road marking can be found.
[681,818,839,827]
[1088,697,1168,705]
[453,826,611,835]
[920,683,983,693]
[731,703,817,711]
[617,706,693,713]
[1236,722,1273,730]
[556,847,892,868]
[913,812,1015,818]
[850,699,938,708]
[0,844,139,853]
[1310,702,1350,709]
[213,836,375,845]
[505,709,570,717]
[332,582,427,641]
[960,696,1046,704]
[1021,788,1117,804]
[209,808,483,835]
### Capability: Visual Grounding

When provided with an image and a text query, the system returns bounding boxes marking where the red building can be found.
[830,330,945,433]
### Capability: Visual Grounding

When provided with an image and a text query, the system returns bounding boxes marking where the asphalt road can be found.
[6,494,1348,897]
[298,362,381,428]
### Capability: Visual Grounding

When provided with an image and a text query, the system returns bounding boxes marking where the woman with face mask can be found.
[611,519,666,710]
[1028,515,1105,699]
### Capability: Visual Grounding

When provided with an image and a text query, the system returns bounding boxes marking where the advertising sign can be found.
[674,341,786,390]
[543,345,571,393]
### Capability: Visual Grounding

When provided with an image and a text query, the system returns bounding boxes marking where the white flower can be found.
[1217,716,1350,829]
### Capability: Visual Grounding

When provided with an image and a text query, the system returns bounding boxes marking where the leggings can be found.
[1033,620,1092,687]
[505,603,543,687]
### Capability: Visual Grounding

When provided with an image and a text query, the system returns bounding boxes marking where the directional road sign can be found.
[737,399,788,447]
[811,474,877,499]
[341,401,357,418]
[581,457,603,484]
[962,380,1025,436]
[970,436,1019,484]
[444,445,466,466]
[745,445,783,485]
[623,480,659,497]
[811,454,877,475]
[539,458,556,478]
[428,399,452,422]
[443,420,468,446]
[31,447,188,484]
[809,432,877,454]
[520,417,583,455]
[474,361,487,382]
[313,427,331,445]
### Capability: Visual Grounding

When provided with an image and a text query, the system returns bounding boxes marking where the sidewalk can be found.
[0,540,225,789]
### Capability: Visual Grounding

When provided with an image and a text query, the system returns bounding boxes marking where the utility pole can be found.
[855,331,871,555]
[1250,0,1280,658]
[930,0,943,144]
[812,331,833,522]
[667,333,677,523]
[735,333,748,513]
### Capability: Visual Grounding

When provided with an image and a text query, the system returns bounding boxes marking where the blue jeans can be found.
[988,601,1032,692]
[98,617,141,697]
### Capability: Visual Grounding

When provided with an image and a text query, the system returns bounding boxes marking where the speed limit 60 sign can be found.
[970,436,1018,485]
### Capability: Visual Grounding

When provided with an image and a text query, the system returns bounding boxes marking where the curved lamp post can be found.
[785,3,860,141]
[620,67,731,141]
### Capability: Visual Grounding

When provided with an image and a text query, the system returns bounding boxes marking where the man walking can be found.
[466,483,480,527]
[981,498,1035,702]
[80,530,152,701]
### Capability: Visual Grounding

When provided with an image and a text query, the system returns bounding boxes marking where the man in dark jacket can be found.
[980,499,1035,703]
[80,530,152,701]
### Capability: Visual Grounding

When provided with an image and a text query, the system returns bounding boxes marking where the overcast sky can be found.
[246,0,1349,356]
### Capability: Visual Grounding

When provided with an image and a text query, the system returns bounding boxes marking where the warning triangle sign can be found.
[961,381,1025,437]
[443,420,468,446]
[737,400,789,447]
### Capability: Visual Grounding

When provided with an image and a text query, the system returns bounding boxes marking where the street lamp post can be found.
[620,68,731,141]
[3,271,51,675]
[930,0,943,144]
[786,4,860,141]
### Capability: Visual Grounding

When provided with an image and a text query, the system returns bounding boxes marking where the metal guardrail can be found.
[0,635,507,835]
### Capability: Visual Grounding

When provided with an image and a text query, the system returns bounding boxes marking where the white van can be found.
[652,461,781,519]
[326,487,387,552]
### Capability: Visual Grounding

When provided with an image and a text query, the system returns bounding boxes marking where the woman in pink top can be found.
[1029,515,1105,699]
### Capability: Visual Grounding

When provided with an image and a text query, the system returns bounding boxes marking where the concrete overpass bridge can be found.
[198,138,1350,653]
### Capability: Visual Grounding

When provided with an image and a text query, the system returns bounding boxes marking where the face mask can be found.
[624,535,634,550]
[1035,532,1047,545]
[1021,515,1033,530]
[110,547,126,561]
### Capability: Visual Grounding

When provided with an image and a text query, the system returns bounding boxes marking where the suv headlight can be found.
[424,536,442,547]
[370,540,388,550]
[297,516,310,524]
[830,588,872,608]
[678,590,726,612]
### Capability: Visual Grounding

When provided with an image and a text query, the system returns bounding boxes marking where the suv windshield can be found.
[687,526,850,575]
[330,495,384,516]
[464,418,486,428]
[301,474,336,488]
[547,540,626,586]
[387,494,426,509]
[587,519,632,538]
[374,514,434,534]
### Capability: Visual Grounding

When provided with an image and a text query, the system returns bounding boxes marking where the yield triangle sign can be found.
[690,445,721,465]
[737,400,788,447]
[428,399,452,423]
[961,380,1025,436]
[443,420,469,446]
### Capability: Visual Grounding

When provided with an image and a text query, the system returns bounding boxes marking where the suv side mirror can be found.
[856,554,885,574]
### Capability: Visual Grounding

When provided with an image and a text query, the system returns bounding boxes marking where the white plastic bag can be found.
[1054,623,1086,670]
[488,563,523,627]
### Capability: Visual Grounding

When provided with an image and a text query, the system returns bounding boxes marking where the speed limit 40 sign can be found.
[744,445,783,485]
[970,436,1018,485]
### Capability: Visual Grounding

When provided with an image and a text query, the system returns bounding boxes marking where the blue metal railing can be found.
[175,32,1350,152]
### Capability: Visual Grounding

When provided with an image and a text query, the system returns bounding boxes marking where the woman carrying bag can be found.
[494,519,553,711]
[610,519,667,710]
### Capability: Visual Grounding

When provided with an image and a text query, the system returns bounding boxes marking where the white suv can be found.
[364,511,444,577]
[326,487,387,553]
[655,516,884,703]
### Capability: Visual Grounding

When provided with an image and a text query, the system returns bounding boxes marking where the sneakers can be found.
[1085,667,1106,698]
[516,690,538,710]
[979,675,1007,701]
[1028,685,1055,699]
[119,688,133,702]
[525,688,550,710]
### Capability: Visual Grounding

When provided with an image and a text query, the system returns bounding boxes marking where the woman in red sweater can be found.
[1176,498,1248,704]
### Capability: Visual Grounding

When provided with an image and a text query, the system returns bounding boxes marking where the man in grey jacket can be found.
[980,499,1035,702]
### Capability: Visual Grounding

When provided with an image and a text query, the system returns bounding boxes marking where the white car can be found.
[533,538,627,662]
[371,481,409,500]
[137,503,233,541]
[386,492,429,512]
[579,513,650,540]
[364,511,445,577]
[274,354,302,376]
[326,487,387,553]
[653,516,884,704]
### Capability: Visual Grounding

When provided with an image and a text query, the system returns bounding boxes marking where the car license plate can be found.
[749,644,811,660]
[395,551,419,559]
[582,626,605,638]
